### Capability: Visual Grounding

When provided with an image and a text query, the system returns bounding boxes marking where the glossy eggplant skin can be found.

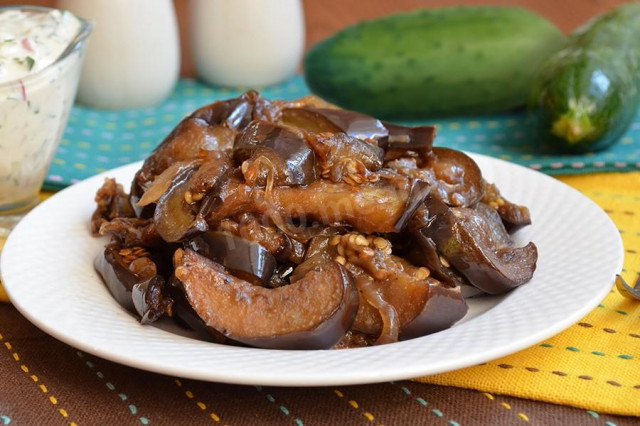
[173,249,359,350]
[152,157,231,243]
[130,91,274,216]
[153,166,208,243]
[382,123,436,156]
[481,181,531,232]
[91,178,135,236]
[423,196,537,294]
[234,120,316,186]
[400,281,468,340]
[281,107,389,141]
[94,244,173,323]
[188,231,277,286]
[403,230,468,288]
[423,147,484,208]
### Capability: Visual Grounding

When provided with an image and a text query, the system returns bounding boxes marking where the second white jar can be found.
[57,0,180,109]
[190,0,305,87]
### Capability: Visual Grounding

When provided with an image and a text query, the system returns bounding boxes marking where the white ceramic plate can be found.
[1,154,623,386]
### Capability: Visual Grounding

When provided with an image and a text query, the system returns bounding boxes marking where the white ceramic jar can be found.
[56,0,180,109]
[190,0,305,87]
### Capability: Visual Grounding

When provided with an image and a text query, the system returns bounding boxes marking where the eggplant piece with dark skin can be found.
[422,147,484,207]
[281,107,389,141]
[130,92,277,215]
[98,217,163,248]
[153,166,208,243]
[167,274,228,344]
[322,232,467,343]
[173,248,359,350]
[188,231,277,286]
[234,120,316,186]
[347,263,468,341]
[423,196,538,294]
[153,157,231,243]
[306,132,384,185]
[217,214,306,264]
[207,177,420,234]
[481,180,532,232]
[393,178,431,231]
[94,243,173,324]
[402,230,484,298]
[382,123,436,157]
[91,178,135,235]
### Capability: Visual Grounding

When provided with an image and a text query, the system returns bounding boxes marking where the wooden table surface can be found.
[2,0,632,77]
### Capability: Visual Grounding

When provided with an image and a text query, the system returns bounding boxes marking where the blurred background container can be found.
[6,0,630,80]
[56,0,180,109]
[190,0,304,86]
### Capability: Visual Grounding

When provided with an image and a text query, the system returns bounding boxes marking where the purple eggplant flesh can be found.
[188,231,277,286]
[423,196,538,294]
[234,120,316,186]
[173,249,359,350]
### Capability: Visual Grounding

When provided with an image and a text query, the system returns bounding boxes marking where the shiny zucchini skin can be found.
[530,3,640,153]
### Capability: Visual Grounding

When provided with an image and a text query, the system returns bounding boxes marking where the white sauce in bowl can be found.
[0,8,87,211]
[0,9,80,83]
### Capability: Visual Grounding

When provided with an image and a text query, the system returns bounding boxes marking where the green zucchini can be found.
[530,3,640,153]
[304,7,564,119]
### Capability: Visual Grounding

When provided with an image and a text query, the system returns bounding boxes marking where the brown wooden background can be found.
[2,0,632,76]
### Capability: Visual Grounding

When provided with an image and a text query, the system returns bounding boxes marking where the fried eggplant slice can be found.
[207,178,419,234]
[382,123,436,157]
[306,132,384,184]
[153,157,231,242]
[423,196,538,294]
[98,217,163,248]
[94,243,172,323]
[234,120,316,186]
[482,180,532,232]
[422,147,484,207]
[91,178,135,235]
[188,231,277,286]
[173,249,358,350]
[325,232,467,342]
[281,107,388,141]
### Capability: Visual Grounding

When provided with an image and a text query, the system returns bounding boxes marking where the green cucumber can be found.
[304,7,564,119]
[530,4,640,153]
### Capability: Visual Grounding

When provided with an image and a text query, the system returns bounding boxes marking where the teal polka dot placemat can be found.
[45,75,640,190]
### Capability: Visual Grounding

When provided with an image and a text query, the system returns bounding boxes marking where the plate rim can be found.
[1,154,624,386]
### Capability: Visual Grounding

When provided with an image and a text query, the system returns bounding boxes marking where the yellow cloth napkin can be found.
[1,174,638,415]
[417,171,640,416]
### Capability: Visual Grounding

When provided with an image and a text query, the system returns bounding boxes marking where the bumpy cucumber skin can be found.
[530,4,640,153]
[304,7,565,119]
